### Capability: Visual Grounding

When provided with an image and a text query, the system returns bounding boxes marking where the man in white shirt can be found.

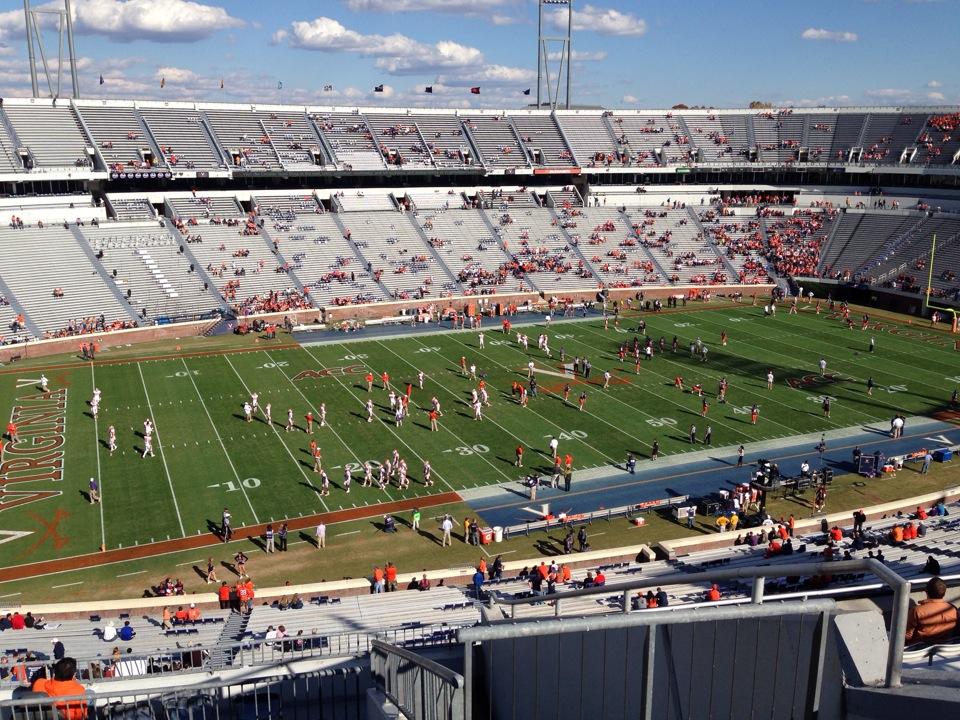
[441,516,453,547]
[315,522,326,549]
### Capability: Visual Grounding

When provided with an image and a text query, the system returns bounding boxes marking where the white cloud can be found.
[0,0,243,44]
[801,28,858,42]
[622,94,638,104]
[927,80,942,88]
[438,64,535,87]
[277,16,483,75]
[156,66,199,84]
[927,91,945,101]
[547,50,608,62]
[550,4,647,37]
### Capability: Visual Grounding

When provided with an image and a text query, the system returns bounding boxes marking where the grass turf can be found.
[1,300,957,575]
[4,458,959,605]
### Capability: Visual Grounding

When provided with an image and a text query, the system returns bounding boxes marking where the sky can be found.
[0,0,956,109]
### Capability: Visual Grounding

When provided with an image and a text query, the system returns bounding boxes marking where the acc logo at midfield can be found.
[292,365,366,381]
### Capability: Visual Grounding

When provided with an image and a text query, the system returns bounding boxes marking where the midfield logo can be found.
[292,365,366,381]
[786,372,853,391]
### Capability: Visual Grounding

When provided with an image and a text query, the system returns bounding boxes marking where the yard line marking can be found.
[336,530,362,537]
[448,332,646,455]
[137,363,186,537]
[181,358,259,524]
[299,345,456,494]
[360,341,513,486]
[223,355,330,511]
[115,570,147,578]
[261,349,389,499]
[0,592,22,599]
[51,581,84,589]
[89,363,106,550]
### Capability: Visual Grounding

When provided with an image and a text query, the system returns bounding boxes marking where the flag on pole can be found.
[470,86,480,95]
[220,78,224,89]
[160,77,165,88]
[374,84,384,92]
[522,88,531,95]
[277,81,283,90]
[323,84,333,91]
[424,86,433,94]
[99,74,104,85]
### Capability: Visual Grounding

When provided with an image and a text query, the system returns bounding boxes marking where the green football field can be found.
[1,301,958,569]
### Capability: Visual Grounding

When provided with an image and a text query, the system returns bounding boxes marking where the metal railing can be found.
[488,558,910,688]
[371,638,465,720]
[0,666,364,720]
[10,621,465,684]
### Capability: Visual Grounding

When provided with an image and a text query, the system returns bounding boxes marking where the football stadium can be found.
[1,1,960,717]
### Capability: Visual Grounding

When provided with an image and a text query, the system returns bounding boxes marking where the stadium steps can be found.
[687,207,739,277]
[68,224,145,324]
[308,117,341,168]
[403,212,465,293]
[160,218,234,316]
[207,611,249,669]
[327,211,394,299]
[477,206,543,293]
[0,273,40,338]
[255,223,313,303]
[545,205,603,285]
[0,108,25,172]
[744,115,758,153]
[616,209,673,280]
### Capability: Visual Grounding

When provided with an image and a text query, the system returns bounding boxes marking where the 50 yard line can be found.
[136,362,186,537]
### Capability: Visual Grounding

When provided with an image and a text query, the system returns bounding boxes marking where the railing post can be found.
[623,589,632,614]
[642,625,656,720]
[463,641,472,720]
[751,576,765,604]
[886,579,910,688]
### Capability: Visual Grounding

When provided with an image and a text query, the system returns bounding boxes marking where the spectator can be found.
[118,621,135,642]
[51,638,65,661]
[101,621,117,643]
[905,577,958,643]
[10,611,25,630]
[32,657,88,719]
[923,556,941,575]
[218,582,231,611]
[472,569,485,597]
[706,584,721,602]
[187,604,201,621]
[161,607,172,630]
[418,573,432,591]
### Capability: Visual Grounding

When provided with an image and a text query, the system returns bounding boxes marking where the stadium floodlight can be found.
[537,0,572,111]
[22,0,80,99]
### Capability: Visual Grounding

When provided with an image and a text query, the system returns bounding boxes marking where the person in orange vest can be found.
[372,566,385,593]
[385,562,398,592]
[217,582,231,610]
[515,444,524,467]
[381,371,390,391]
[236,582,249,614]
[564,454,573,472]
[244,578,255,607]
[478,558,487,576]
[32,657,87,720]
[5,421,16,442]
[706,584,721,602]
[365,372,374,392]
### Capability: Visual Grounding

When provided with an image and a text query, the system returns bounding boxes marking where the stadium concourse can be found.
[0,97,960,719]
